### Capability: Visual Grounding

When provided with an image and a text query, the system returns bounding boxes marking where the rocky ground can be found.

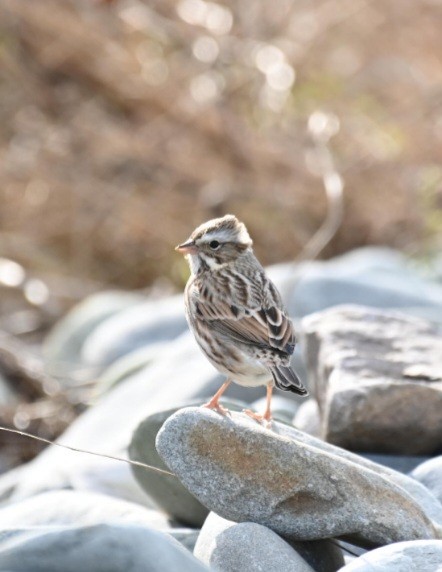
[0,247,441,571]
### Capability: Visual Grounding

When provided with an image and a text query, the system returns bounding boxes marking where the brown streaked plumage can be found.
[176,214,308,425]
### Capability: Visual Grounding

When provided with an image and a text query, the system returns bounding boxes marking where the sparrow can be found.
[175,214,308,425]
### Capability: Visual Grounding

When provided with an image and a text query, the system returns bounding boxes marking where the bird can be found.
[175,214,308,426]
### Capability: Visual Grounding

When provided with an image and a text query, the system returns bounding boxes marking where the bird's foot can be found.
[202,400,230,416]
[243,409,272,429]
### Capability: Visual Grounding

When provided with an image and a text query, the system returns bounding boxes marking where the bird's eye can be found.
[209,240,220,250]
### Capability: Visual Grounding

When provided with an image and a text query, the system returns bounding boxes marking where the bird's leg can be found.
[202,379,231,416]
[263,383,273,425]
[244,383,273,428]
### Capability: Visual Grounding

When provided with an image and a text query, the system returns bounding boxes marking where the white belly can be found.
[207,352,273,388]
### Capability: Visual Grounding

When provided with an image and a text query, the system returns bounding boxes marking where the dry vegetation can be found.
[0,0,441,467]
[1,0,441,295]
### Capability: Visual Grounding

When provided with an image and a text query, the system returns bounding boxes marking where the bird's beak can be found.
[175,240,198,255]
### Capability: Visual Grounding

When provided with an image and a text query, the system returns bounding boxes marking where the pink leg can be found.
[202,380,231,416]
[244,383,273,428]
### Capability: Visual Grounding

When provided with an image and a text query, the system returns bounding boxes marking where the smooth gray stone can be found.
[360,454,431,475]
[97,344,170,394]
[302,305,442,454]
[0,327,266,504]
[0,490,200,550]
[0,335,220,502]
[156,407,442,528]
[0,490,170,529]
[270,247,442,322]
[293,399,321,437]
[194,512,344,572]
[249,395,300,424]
[81,295,188,369]
[0,523,208,572]
[196,520,315,572]
[411,456,442,504]
[156,408,441,548]
[43,291,144,378]
[338,539,442,571]
[129,399,247,527]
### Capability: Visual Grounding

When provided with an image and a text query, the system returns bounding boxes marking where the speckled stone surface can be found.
[194,512,344,572]
[156,407,440,548]
[302,305,442,455]
[337,539,442,571]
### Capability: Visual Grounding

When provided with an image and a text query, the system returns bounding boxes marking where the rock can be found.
[269,247,442,324]
[302,305,442,454]
[411,457,442,505]
[0,490,200,549]
[0,335,217,502]
[156,407,440,548]
[43,291,144,379]
[172,529,201,552]
[194,512,344,572]
[196,519,315,572]
[0,523,208,572]
[67,456,158,507]
[81,295,188,370]
[249,395,299,424]
[360,454,431,475]
[338,539,442,571]
[129,400,248,527]
[0,490,170,528]
[293,399,321,437]
[97,344,170,394]
[0,323,269,504]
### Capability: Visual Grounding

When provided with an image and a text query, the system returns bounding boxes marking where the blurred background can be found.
[0,0,441,466]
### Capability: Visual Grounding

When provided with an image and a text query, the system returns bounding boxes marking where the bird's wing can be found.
[194,272,296,355]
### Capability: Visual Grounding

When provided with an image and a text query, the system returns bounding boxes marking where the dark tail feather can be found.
[271,366,309,396]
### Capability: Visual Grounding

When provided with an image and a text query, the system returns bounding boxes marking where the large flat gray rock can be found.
[129,401,247,527]
[302,305,442,454]
[156,408,441,548]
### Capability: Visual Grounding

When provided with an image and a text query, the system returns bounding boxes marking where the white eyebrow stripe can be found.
[201,229,234,243]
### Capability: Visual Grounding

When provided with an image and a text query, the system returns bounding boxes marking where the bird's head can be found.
[175,214,253,274]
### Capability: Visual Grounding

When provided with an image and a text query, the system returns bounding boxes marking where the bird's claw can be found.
[243,408,272,429]
[202,401,230,416]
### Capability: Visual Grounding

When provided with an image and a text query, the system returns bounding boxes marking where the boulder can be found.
[129,400,249,527]
[156,408,440,548]
[302,305,442,454]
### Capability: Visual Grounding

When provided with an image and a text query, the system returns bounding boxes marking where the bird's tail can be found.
[271,366,309,396]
